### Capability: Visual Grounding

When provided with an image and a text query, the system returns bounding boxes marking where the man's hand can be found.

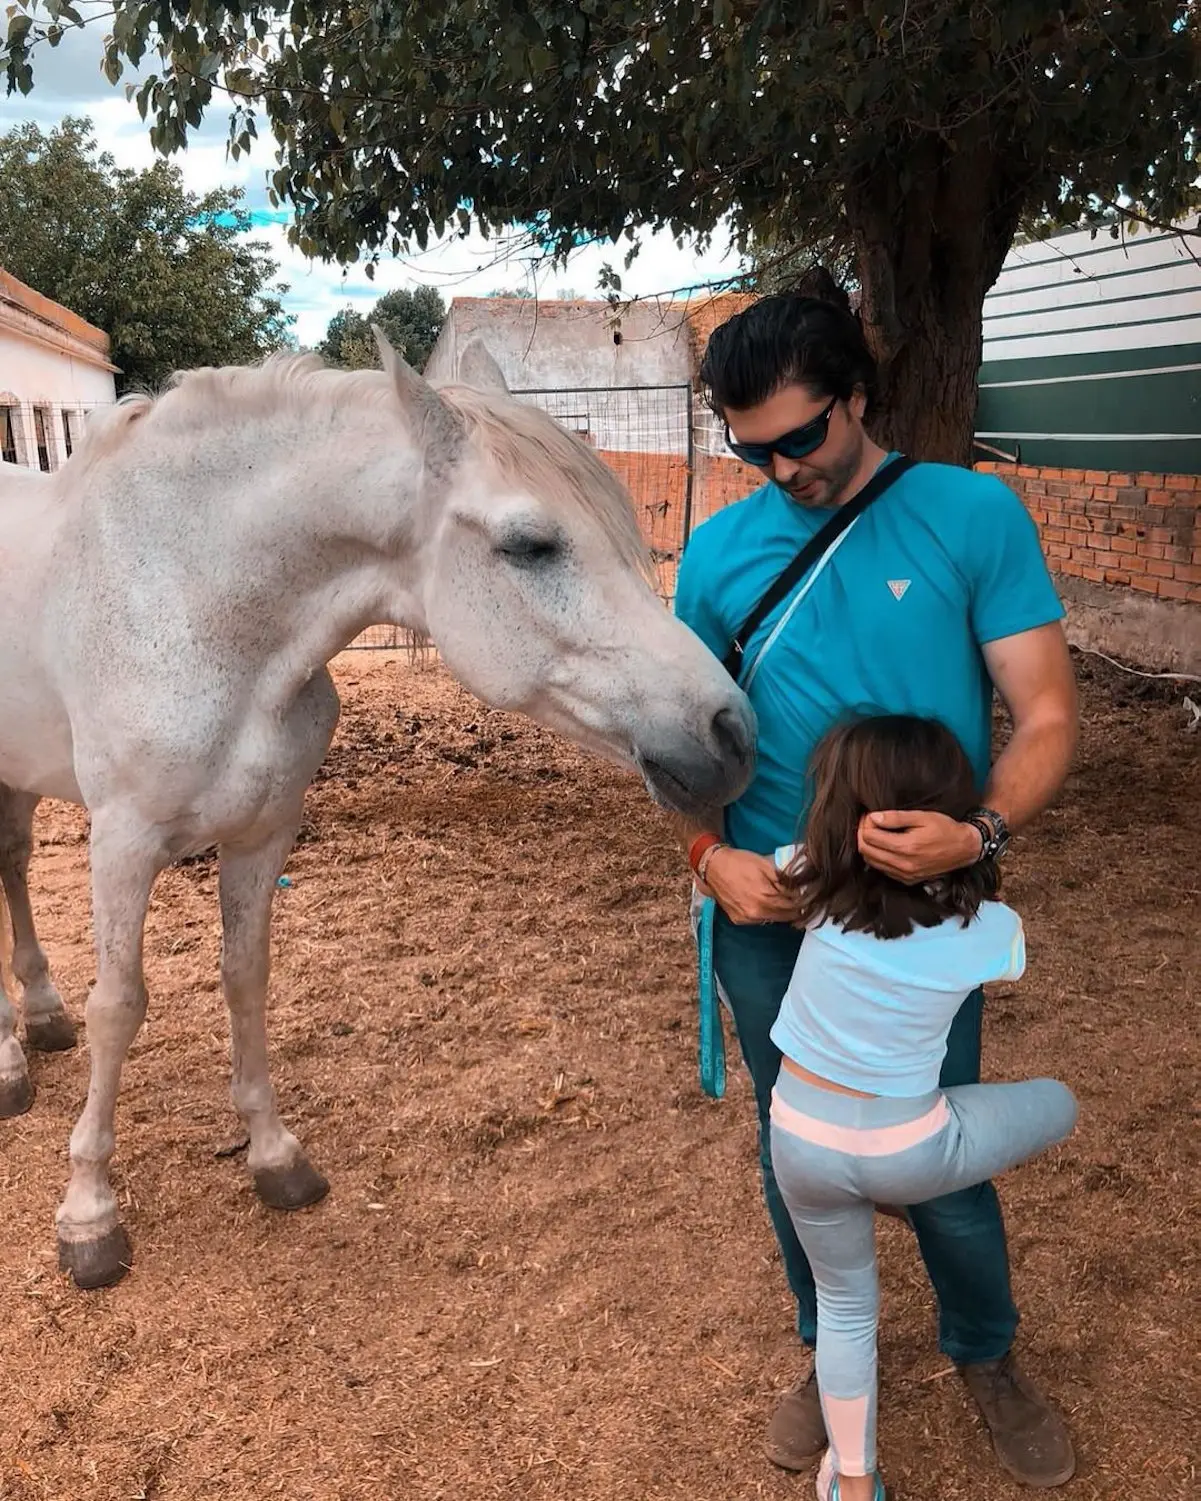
[858,811,982,885]
[703,847,804,924]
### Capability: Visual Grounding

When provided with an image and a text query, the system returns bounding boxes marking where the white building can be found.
[425,294,754,456]
[0,268,118,471]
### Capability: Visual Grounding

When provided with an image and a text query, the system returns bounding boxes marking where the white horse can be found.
[0,332,754,1289]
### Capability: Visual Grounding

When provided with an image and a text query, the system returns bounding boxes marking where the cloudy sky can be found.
[1,19,748,346]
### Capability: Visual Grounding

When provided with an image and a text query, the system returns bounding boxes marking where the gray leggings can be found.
[769,1067,1077,1477]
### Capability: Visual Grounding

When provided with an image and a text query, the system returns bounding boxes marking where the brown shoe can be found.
[764,1364,827,1471]
[959,1352,1075,1487]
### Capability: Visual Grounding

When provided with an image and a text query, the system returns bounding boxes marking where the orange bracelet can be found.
[696,842,726,885]
[688,831,722,876]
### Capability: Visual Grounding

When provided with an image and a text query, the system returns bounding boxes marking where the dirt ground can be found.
[1,650,1197,1501]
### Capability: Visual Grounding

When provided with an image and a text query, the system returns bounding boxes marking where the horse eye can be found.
[496,534,561,565]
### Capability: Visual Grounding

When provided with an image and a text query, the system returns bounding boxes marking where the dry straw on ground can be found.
[1,651,1196,1500]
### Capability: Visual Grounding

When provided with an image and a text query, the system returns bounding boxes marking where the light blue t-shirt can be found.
[770,899,1027,1096]
[674,460,1065,854]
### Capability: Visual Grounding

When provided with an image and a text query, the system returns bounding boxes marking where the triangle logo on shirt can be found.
[887,578,912,600]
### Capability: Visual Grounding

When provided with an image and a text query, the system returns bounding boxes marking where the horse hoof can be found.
[0,1071,34,1118]
[254,1159,330,1211]
[58,1224,133,1289]
[26,1011,77,1052]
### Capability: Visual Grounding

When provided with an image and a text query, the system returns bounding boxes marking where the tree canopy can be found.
[0,116,292,391]
[5,4,1198,456]
[316,285,445,370]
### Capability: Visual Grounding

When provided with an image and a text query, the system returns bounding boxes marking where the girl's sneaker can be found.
[816,1447,886,1501]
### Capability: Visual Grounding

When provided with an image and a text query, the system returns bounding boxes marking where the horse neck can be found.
[99,398,435,662]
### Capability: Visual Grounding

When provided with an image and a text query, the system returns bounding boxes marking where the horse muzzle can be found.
[634,700,757,818]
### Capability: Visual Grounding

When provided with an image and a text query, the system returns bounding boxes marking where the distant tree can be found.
[485,288,535,299]
[317,285,446,370]
[0,117,292,392]
[315,307,375,369]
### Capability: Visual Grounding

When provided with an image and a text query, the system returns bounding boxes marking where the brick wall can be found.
[977,463,1201,607]
[692,452,763,524]
[596,449,759,600]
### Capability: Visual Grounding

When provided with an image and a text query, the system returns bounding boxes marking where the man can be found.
[674,295,1078,1488]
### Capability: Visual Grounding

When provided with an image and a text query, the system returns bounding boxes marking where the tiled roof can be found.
[0,268,117,368]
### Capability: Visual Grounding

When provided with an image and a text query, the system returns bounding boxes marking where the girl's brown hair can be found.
[780,714,999,940]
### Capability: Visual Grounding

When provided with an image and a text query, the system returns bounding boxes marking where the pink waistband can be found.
[769,1090,950,1157]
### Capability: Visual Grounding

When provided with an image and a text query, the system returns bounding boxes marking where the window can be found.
[33,406,52,471]
[1,407,17,465]
[62,408,74,458]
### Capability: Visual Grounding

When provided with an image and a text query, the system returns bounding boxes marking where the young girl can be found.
[767,714,1077,1501]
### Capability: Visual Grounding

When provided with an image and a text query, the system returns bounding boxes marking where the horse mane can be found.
[61,355,385,468]
[74,354,394,459]
[64,354,652,580]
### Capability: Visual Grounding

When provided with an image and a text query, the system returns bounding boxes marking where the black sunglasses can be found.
[724,396,839,468]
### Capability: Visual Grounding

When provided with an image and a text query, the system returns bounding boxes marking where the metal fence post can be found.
[682,384,695,553]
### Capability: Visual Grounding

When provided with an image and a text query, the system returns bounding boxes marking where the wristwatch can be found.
[965,806,1010,861]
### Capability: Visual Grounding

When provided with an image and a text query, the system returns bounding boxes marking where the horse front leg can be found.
[0,785,76,1054]
[56,808,162,1288]
[219,822,329,1211]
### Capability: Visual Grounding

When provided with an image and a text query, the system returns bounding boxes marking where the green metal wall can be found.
[975,222,1201,474]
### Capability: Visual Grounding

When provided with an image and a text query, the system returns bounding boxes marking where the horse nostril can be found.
[712,705,752,767]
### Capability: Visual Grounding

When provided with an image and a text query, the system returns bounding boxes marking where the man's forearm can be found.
[980,620,1078,837]
[982,715,1077,833]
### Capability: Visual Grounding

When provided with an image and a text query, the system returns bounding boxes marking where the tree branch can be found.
[1100,198,1201,241]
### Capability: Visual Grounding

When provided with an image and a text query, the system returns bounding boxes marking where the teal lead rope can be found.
[696,844,802,1100]
[696,895,726,1099]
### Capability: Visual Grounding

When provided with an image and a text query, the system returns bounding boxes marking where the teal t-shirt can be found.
[674,459,1065,854]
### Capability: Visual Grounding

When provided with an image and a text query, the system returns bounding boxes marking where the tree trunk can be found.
[846,128,1027,466]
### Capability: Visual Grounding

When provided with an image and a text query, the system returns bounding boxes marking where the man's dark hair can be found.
[778,713,999,941]
[699,293,878,417]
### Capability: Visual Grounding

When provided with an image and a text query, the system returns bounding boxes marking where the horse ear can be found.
[372,323,462,447]
[458,338,509,393]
